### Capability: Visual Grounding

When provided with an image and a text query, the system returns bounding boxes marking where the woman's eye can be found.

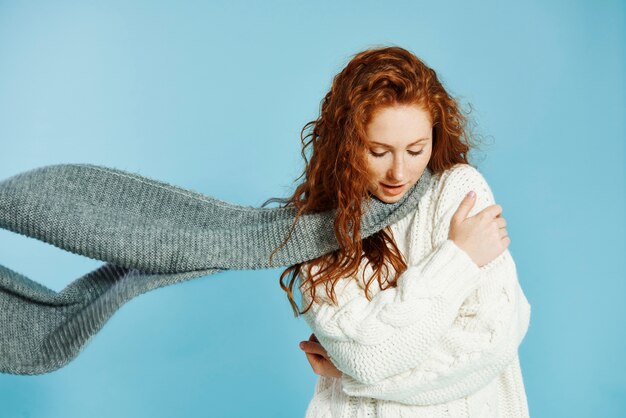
[408,150,424,156]
[370,151,387,158]
[369,150,424,158]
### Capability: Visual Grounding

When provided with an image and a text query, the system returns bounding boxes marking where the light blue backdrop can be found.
[0,1,624,417]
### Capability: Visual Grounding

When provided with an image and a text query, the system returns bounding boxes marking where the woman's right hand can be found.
[448,191,510,267]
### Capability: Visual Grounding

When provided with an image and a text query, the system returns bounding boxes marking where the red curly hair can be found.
[264,45,483,316]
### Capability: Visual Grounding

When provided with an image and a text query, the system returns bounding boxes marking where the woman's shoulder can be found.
[430,163,497,218]
[432,162,488,187]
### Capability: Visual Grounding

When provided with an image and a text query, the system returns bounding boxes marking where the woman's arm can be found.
[299,165,531,405]
[338,248,530,405]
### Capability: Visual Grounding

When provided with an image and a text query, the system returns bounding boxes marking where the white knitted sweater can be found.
[299,163,531,418]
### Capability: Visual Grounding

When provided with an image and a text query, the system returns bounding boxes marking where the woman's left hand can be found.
[299,333,342,378]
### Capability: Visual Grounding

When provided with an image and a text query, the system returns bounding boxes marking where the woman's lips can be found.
[380,182,406,196]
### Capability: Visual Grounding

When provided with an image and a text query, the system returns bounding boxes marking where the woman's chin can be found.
[369,191,404,204]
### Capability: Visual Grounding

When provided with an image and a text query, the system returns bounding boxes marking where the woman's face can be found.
[364,103,433,203]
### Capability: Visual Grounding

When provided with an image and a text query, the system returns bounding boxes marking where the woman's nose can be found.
[388,156,405,181]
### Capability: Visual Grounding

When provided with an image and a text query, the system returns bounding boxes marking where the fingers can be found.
[490,215,510,242]
[452,191,477,222]
[300,340,328,358]
[480,203,503,219]
[304,351,339,378]
[497,221,511,248]
[303,350,323,374]
[301,339,332,377]
[304,351,324,365]
[453,193,506,226]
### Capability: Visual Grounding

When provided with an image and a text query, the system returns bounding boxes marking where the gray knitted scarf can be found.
[0,163,433,375]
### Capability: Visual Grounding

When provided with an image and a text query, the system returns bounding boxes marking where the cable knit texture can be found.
[0,163,433,375]
[299,163,531,418]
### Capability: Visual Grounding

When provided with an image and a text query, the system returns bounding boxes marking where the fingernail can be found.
[299,342,305,349]
[467,191,475,198]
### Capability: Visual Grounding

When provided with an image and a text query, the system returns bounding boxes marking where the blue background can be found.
[0,1,624,417]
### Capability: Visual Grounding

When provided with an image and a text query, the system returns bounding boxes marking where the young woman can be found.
[273,46,532,417]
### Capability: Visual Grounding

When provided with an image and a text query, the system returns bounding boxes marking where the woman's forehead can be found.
[365,105,433,146]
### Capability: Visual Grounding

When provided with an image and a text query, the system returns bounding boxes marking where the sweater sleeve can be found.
[339,248,531,406]
[298,164,531,405]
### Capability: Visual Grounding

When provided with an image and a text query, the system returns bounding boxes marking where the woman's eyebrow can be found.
[369,138,429,148]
